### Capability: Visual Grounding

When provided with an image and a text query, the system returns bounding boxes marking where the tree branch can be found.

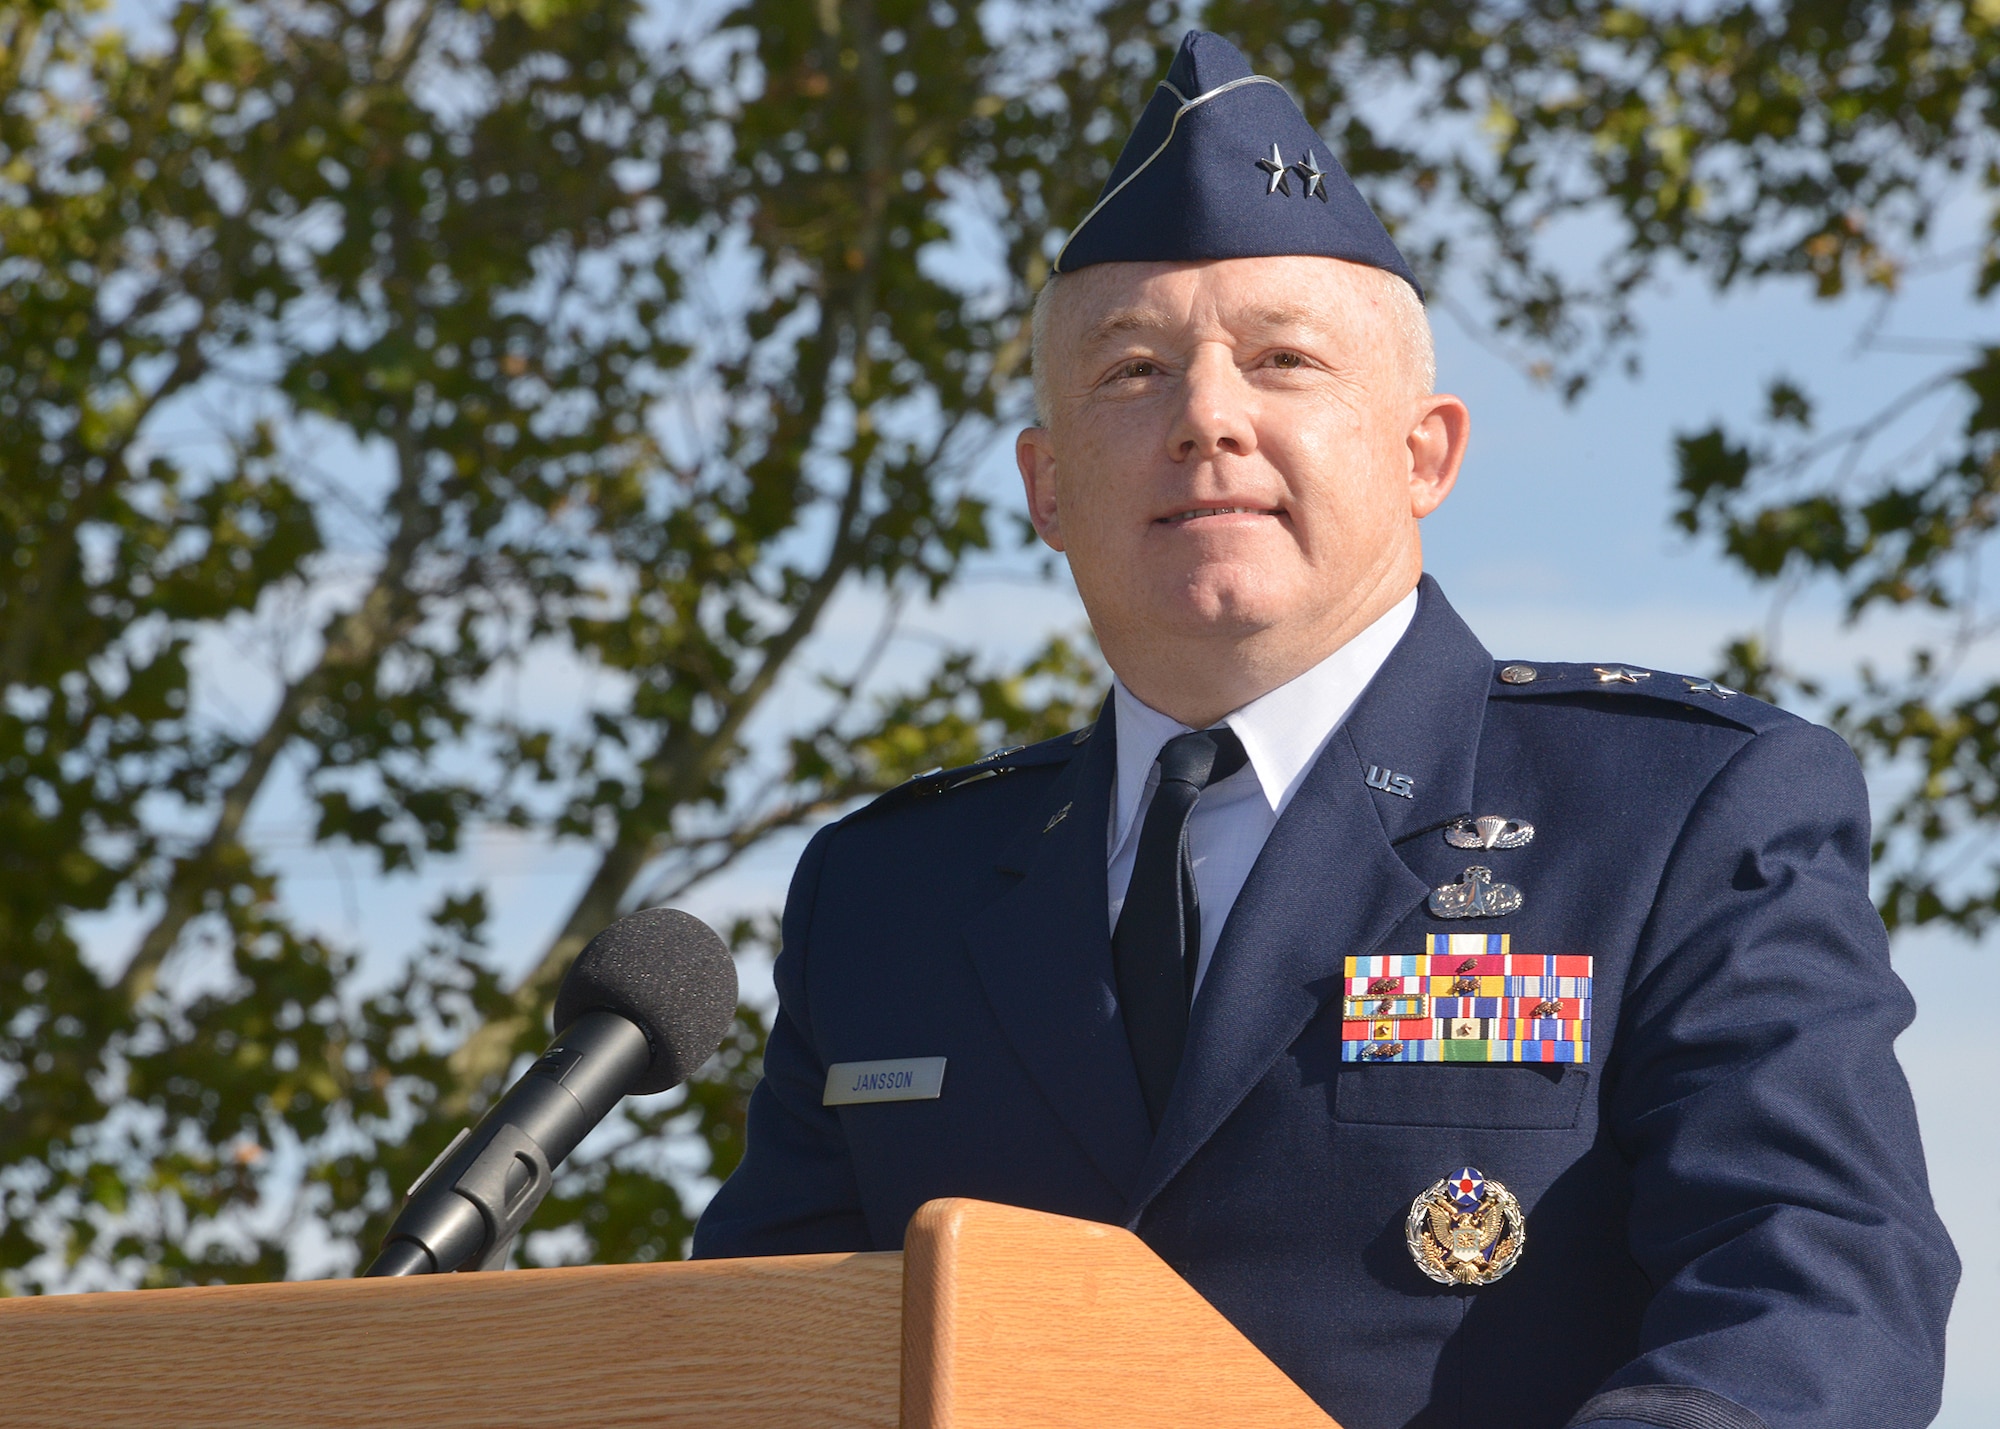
[115,424,437,1008]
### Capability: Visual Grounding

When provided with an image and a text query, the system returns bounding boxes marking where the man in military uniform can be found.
[693,31,1957,1429]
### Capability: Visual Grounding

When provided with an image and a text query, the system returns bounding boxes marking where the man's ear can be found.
[1407,393,1470,519]
[1016,425,1066,551]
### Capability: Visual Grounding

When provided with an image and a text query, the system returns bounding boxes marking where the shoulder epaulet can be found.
[846,723,1095,822]
[1485,660,1801,734]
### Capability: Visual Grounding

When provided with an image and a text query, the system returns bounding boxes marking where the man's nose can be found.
[1166,348,1257,462]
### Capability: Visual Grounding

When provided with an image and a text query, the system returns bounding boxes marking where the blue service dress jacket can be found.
[692,576,1957,1429]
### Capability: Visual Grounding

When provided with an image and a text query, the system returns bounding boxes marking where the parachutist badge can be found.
[1444,815,1534,851]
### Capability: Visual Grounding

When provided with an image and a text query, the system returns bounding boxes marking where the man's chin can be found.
[1164,568,1297,630]
[1147,593,1291,649]
[1074,563,1308,650]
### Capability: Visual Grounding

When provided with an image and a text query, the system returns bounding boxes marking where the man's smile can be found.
[1157,504,1285,525]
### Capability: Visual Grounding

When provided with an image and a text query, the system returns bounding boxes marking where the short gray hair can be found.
[1027,263,1435,425]
[1383,272,1436,397]
[1030,272,1066,425]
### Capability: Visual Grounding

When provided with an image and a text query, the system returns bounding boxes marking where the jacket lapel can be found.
[961,705,1154,1199]
[1128,577,1496,1214]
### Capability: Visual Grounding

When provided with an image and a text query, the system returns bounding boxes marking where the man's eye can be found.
[1119,360,1157,378]
[1270,351,1303,368]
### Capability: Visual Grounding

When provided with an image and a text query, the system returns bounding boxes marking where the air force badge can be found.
[1407,1167,1526,1286]
[1428,865,1524,918]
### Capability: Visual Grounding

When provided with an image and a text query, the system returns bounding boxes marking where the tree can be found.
[1491,1,2000,937]
[0,0,1101,1290]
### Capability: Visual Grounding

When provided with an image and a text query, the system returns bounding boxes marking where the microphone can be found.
[364,907,738,1276]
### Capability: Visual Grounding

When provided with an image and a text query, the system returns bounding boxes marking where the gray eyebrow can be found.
[1076,302,1337,352]
[1236,302,1331,335]
[1075,308,1176,350]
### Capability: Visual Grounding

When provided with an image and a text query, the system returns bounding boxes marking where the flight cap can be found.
[1053,31,1420,298]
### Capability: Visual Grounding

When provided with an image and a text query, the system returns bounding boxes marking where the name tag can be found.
[823,1057,947,1106]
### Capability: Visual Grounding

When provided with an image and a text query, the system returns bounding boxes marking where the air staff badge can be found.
[1406,1166,1526,1287]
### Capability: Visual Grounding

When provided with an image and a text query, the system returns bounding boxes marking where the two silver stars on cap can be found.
[1255,142,1328,201]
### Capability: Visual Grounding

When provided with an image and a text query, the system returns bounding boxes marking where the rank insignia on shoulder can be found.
[1407,1166,1525,1287]
[1341,936,1593,1063]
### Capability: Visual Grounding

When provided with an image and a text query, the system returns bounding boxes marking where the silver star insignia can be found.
[1292,149,1328,201]
[1255,142,1292,196]
[1683,677,1736,699]
[1593,665,1651,684]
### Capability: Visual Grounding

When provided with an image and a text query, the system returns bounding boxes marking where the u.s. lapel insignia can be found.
[1365,764,1415,799]
[1443,815,1534,850]
[1429,866,1523,918]
[1407,1166,1526,1287]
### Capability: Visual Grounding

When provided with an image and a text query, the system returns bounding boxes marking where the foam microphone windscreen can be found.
[553,908,739,1095]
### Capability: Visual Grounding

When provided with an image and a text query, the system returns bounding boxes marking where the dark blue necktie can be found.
[1113,726,1249,1128]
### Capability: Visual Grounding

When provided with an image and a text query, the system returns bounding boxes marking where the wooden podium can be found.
[0,1198,1336,1427]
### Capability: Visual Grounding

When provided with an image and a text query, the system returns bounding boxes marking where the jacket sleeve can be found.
[1571,721,1959,1429]
[690,821,873,1257]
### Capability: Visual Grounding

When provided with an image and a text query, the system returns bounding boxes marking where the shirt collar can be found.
[1109,585,1420,853]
